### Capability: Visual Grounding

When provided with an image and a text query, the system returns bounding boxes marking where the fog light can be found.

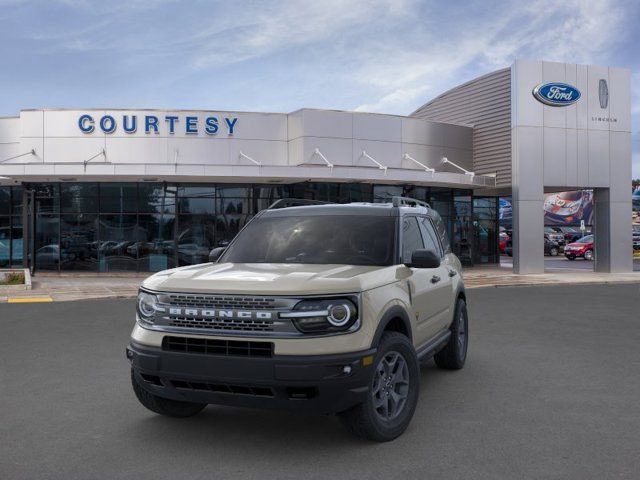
[342,365,352,375]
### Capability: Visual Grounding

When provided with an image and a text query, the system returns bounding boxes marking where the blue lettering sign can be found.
[185,116,198,134]
[165,116,178,134]
[99,115,116,134]
[123,115,137,133]
[78,114,94,133]
[145,115,159,134]
[77,113,237,135]
[225,117,238,135]
[205,116,218,135]
[532,83,581,106]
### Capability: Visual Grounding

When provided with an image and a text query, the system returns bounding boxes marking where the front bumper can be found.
[127,341,376,414]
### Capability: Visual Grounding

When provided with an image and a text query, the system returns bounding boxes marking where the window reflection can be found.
[60,214,98,271]
[98,215,138,271]
[177,215,214,266]
[35,214,60,270]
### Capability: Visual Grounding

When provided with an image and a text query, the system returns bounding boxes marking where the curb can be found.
[466,279,640,289]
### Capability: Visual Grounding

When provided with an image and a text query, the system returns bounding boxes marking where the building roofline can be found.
[411,66,511,115]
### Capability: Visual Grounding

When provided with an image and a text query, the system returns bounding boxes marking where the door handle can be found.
[448,269,457,277]
[430,275,441,284]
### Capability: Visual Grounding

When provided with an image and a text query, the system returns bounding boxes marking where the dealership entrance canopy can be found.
[0,60,632,274]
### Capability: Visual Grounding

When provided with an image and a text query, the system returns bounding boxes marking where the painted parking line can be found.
[7,296,53,303]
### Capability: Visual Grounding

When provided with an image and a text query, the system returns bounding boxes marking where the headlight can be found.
[280,297,359,334]
[136,290,158,325]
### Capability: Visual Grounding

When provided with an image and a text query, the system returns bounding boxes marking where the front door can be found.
[401,216,450,346]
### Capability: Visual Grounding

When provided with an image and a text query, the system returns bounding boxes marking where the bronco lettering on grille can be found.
[168,308,273,320]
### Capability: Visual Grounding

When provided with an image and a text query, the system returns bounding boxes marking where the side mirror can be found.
[209,247,226,263]
[405,249,440,269]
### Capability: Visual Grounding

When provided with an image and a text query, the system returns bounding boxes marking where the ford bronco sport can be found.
[127,197,469,441]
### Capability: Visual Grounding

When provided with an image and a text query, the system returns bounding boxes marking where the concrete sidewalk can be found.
[0,273,145,303]
[463,264,640,289]
[2,267,640,302]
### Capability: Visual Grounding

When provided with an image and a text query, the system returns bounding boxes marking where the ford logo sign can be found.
[532,82,581,106]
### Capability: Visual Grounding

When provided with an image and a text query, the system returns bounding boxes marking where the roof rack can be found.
[391,196,432,209]
[267,198,332,209]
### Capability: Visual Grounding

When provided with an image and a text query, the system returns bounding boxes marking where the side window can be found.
[418,217,442,257]
[432,214,451,254]
[401,217,424,264]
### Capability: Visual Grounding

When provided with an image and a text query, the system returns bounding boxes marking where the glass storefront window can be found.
[60,214,98,271]
[473,197,498,264]
[98,214,138,271]
[138,214,176,272]
[61,183,99,214]
[177,185,215,197]
[178,197,215,214]
[0,216,9,267]
[0,187,10,215]
[176,215,215,266]
[35,214,60,270]
[16,182,499,272]
[10,216,23,267]
[139,184,175,214]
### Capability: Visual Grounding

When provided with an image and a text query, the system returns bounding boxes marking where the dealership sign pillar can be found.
[511,60,632,273]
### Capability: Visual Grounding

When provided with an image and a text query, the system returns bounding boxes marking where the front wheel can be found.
[131,369,206,418]
[434,298,469,370]
[338,332,419,442]
[549,247,559,256]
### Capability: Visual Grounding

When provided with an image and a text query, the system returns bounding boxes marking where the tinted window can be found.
[222,215,396,266]
[401,217,424,264]
[419,217,442,257]
[432,213,451,254]
[0,187,10,215]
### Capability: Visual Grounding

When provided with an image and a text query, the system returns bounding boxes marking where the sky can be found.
[0,0,638,176]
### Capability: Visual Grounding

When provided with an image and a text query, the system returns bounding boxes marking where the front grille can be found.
[168,316,274,332]
[166,294,278,310]
[170,380,274,397]
[162,336,274,357]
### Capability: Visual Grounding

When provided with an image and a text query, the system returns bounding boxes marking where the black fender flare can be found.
[371,305,413,348]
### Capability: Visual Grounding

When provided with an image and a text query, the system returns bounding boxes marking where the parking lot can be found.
[1,284,639,480]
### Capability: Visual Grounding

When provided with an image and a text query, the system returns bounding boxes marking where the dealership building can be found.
[0,59,632,274]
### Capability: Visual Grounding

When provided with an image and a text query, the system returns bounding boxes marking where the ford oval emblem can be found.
[532,82,581,106]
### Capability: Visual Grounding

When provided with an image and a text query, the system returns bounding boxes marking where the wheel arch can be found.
[371,305,413,348]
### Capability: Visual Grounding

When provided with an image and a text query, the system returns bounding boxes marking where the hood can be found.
[142,262,401,295]
[567,241,591,247]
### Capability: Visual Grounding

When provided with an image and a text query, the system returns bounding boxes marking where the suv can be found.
[127,197,468,442]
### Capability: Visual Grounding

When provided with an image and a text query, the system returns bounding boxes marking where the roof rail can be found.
[391,196,432,209]
[267,198,332,209]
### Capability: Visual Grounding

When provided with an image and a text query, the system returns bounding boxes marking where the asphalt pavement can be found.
[1,285,640,480]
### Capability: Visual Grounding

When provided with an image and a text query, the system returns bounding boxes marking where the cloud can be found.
[189,0,415,70]
[351,0,630,113]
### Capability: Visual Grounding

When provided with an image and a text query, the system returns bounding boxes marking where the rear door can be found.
[401,216,447,345]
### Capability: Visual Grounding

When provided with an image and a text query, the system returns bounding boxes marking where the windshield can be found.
[220,215,396,266]
[576,235,593,243]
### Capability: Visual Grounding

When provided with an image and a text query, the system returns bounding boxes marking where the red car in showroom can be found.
[564,234,594,261]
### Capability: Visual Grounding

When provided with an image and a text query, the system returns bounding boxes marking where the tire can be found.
[338,332,419,442]
[434,298,469,370]
[584,249,594,261]
[549,247,559,256]
[131,369,206,418]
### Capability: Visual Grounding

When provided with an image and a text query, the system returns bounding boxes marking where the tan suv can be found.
[127,197,469,441]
